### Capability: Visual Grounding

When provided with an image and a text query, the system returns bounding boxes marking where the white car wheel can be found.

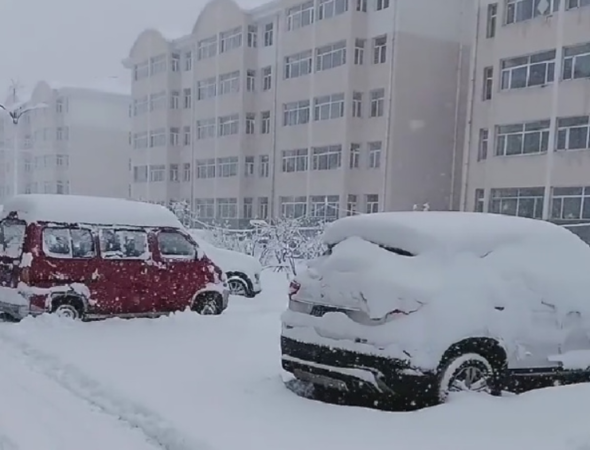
[228,278,248,296]
[438,353,494,402]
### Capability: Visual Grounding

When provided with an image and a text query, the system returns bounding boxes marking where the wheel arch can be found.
[226,271,253,292]
[50,292,87,315]
[438,337,508,374]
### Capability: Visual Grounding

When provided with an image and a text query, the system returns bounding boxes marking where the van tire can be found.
[192,292,222,315]
[51,297,85,320]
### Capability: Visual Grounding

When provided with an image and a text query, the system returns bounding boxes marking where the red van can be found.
[0,194,229,320]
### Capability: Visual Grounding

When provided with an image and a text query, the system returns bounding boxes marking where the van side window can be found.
[158,231,196,259]
[0,220,26,259]
[99,229,148,259]
[42,227,96,259]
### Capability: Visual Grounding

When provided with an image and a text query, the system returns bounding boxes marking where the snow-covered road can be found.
[1,272,590,450]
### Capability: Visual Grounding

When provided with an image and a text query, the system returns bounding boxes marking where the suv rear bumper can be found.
[281,336,436,398]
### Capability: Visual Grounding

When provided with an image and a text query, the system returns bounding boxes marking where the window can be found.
[149,128,166,147]
[280,196,307,218]
[171,53,180,72]
[217,157,238,177]
[243,198,254,219]
[218,114,240,136]
[314,93,345,120]
[259,155,270,177]
[316,41,347,71]
[158,231,195,259]
[150,91,166,111]
[474,189,485,212]
[197,77,216,100]
[489,187,544,218]
[133,96,148,115]
[318,0,348,19]
[264,23,274,46]
[551,186,590,220]
[505,0,559,24]
[246,113,256,134]
[184,51,193,71]
[376,0,389,10]
[99,229,148,259]
[354,39,365,65]
[42,227,95,259]
[134,61,149,80]
[478,129,489,161]
[247,70,256,91]
[56,126,69,141]
[486,3,497,38]
[150,54,166,75]
[370,88,385,117]
[310,195,339,220]
[247,25,257,48]
[373,35,387,64]
[195,199,215,218]
[557,116,590,151]
[483,66,493,100]
[347,194,357,215]
[349,143,360,168]
[197,118,216,139]
[312,145,342,170]
[356,0,367,10]
[219,71,240,95]
[196,159,216,179]
[262,66,272,90]
[170,127,180,146]
[183,163,191,182]
[183,126,191,146]
[285,50,313,79]
[133,166,148,182]
[183,88,192,109]
[0,220,26,259]
[216,198,238,218]
[258,197,269,218]
[495,120,550,156]
[283,100,310,125]
[366,194,379,213]
[368,141,381,168]
[563,42,590,80]
[56,97,65,113]
[282,148,309,172]
[261,111,271,134]
[352,91,362,117]
[567,0,590,8]
[149,164,165,182]
[501,50,556,90]
[197,36,217,60]
[170,90,180,109]
[245,156,255,176]
[170,164,179,182]
[220,27,242,53]
[287,1,315,30]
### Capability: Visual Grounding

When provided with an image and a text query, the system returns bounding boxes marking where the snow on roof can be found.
[1,194,181,228]
[48,78,130,96]
[323,212,578,256]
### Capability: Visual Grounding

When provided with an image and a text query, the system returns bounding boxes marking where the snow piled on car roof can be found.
[1,194,182,228]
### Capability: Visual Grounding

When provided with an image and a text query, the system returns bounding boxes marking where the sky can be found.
[0,0,259,99]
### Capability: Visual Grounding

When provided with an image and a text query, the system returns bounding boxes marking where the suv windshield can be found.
[0,220,26,259]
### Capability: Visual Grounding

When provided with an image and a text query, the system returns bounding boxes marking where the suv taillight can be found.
[288,280,300,298]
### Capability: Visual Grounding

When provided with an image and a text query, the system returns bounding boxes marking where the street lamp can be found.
[0,98,47,196]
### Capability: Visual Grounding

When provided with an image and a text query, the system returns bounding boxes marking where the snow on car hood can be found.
[193,237,262,278]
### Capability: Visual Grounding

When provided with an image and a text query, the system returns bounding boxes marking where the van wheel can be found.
[51,298,84,320]
[192,292,222,315]
[438,353,496,402]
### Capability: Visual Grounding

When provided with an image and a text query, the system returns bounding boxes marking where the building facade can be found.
[0,80,131,204]
[124,0,471,225]
[462,0,590,225]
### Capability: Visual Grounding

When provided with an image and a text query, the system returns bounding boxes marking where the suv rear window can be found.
[0,220,26,259]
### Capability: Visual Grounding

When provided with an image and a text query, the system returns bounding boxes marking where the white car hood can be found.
[191,235,262,279]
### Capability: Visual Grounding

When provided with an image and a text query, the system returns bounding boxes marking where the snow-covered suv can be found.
[281,212,590,404]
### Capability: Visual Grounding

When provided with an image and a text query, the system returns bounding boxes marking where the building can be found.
[0,79,131,204]
[124,0,471,226]
[462,0,590,226]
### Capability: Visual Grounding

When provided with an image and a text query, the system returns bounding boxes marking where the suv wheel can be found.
[438,353,496,402]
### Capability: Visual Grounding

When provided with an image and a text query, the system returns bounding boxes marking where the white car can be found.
[188,229,262,298]
[281,212,590,405]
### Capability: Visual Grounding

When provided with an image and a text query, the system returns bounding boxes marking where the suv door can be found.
[155,229,200,312]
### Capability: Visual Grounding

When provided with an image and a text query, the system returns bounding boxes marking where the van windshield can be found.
[0,220,26,259]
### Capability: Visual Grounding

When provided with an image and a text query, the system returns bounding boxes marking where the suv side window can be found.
[99,229,148,259]
[42,227,96,259]
[157,231,196,260]
[0,220,26,259]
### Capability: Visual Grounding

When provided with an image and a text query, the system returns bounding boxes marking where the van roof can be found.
[323,211,578,255]
[1,194,182,228]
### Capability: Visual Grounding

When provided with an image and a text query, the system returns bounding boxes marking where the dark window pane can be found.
[568,126,589,149]
[574,54,590,79]
[510,67,528,88]
[582,198,590,219]
[517,198,535,217]
[500,198,518,215]
[551,197,563,219]
[563,197,582,219]
[506,134,523,155]
[557,129,567,149]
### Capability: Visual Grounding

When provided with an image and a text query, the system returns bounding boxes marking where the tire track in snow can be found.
[0,330,214,450]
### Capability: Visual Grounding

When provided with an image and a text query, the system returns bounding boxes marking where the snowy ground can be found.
[1,271,590,450]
